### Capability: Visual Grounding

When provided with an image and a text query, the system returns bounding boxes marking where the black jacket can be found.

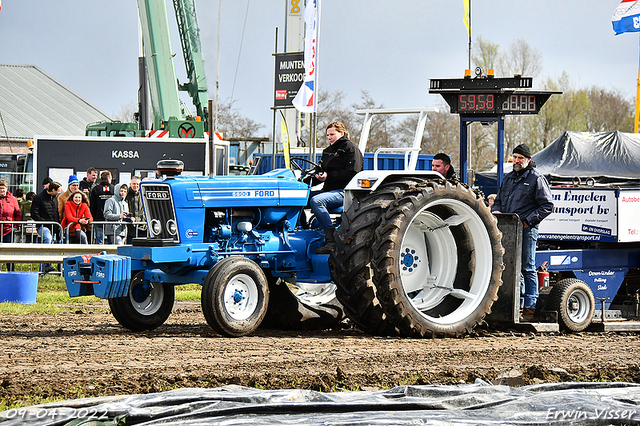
[315,135,363,192]
[90,180,114,222]
[30,189,59,223]
[491,162,554,228]
[79,178,97,200]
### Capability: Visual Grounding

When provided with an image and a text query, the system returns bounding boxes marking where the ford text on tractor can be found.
[63,108,505,337]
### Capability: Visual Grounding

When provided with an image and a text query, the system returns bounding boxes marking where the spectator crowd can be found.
[0,168,146,273]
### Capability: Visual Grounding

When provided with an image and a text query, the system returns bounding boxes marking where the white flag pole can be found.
[312,0,321,161]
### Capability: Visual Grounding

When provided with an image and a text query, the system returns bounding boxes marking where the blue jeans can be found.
[521,225,539,309]
[2,232,14,271]
[310,190,344,230]
[37,225,53,244]
[37,225,54,272]
[93,224,105,245]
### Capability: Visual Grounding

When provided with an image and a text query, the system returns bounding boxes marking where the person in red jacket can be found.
[0,179,21,271]
[61,191,93,244]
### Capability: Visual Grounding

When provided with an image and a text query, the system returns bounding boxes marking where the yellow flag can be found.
[463,0,471,37]
[280,113,291,169]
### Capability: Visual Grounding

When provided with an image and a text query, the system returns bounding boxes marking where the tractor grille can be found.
[140,184,180,243]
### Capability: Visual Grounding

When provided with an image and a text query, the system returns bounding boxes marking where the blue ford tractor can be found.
[64,109,504,337]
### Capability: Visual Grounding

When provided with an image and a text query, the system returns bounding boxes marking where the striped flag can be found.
[613,0,640,34]
[293,0,318,113]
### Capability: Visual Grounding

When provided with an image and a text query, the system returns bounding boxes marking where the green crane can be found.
[87,0,208,138]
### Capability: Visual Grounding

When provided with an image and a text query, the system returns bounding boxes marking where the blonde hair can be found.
[326,121,349,139]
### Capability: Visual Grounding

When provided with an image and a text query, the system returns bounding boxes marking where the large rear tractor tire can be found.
[330,178,428,336]
[109,271,175,332]
[548,278,595,332]
[201,256,269,337]
[261,275,344,330]
[372,180,504,337]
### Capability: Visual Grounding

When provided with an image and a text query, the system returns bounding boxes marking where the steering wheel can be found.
[290,157,321,182]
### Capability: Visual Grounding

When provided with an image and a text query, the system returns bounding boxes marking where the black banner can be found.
[274,52,304,108]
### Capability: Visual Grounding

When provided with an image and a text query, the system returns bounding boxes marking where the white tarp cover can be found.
[2,381,640,425]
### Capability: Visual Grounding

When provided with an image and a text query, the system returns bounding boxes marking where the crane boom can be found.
[137,0,184,130]
[86,0,209,138]
[173,0,208,122]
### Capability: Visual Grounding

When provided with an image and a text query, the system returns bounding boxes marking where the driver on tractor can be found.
[308,121,363,254]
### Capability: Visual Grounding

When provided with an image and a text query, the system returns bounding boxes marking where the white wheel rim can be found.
[223,273,259,321]
[566,289,591,323]
[291,282,337,306]
[129,281,164,316]
[400,198,493,325]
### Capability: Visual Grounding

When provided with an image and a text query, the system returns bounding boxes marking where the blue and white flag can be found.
[613,0,640,35]
[293,0,318,113]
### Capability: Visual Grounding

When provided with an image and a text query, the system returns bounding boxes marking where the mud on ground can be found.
[1,301,640,406]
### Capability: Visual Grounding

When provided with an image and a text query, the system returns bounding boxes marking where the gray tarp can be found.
[2,381,640,425]
[475,130,640,193]
[534,131,640,181]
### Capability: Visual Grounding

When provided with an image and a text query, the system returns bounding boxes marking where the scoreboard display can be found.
[430,74,560,116]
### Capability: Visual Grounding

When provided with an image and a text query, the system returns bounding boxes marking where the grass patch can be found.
[176,284,201,301]
[0,274,202,315]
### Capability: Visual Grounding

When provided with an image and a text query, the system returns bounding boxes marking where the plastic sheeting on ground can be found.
[2,381,640,425]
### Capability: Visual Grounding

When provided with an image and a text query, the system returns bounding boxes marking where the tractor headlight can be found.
[166,219,178,236]
[150,219,162,236]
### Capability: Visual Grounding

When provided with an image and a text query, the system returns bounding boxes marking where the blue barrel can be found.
[0,272,38,304]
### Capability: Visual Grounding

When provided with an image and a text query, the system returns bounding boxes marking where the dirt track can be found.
[1,301,640,406]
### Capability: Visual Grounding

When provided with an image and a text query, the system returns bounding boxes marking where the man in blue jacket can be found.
[492,143,554,321]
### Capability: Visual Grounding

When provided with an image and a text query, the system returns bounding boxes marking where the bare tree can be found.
[472,36,500,74]
[527,73,589,151]
[350,90,395,153]
[114,101,138,123]
[585,86,634,132]
[214,99,265,139]
[498,38,543,78]
[313,90,357,148]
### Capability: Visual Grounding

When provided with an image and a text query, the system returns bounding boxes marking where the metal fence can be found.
[0,220,146,270]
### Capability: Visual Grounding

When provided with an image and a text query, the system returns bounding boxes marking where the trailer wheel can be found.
[330,178,427,336]
[372,180,504,337]
[201,256,269,337]
[261,275,343,330]
[109,271,175,332]
[548,278,595,332]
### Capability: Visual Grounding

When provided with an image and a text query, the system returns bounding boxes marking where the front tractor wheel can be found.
[372,180,504,337]
[109,271,175,331]
[201,256,269,337]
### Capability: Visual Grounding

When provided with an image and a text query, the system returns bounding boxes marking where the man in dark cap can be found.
[42,176,53,190]
[491,143,554,321]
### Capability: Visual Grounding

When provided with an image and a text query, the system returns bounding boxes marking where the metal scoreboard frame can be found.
[429,73,561,190]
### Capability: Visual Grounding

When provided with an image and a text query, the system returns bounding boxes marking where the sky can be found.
[1,1,638,136]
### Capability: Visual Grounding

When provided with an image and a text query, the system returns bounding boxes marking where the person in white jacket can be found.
[103,183,131,245]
